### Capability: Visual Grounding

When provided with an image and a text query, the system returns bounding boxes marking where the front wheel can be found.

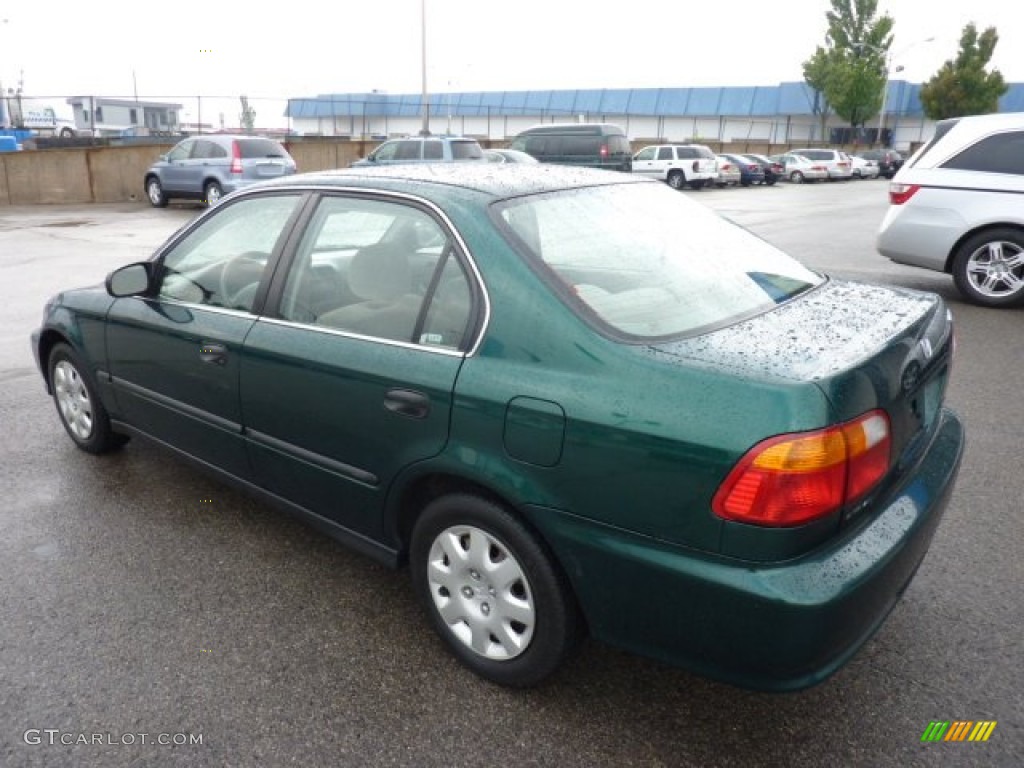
[410,493,581,687]
[48,343,128,454]
[666,170,685,190]
[951,228,1024,307]
[789,171,804,184]
[146,177,168,207]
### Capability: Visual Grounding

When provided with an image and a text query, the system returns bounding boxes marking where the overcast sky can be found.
[2,0,1021,126]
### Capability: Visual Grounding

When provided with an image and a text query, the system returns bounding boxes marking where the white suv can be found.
[631,144,718,189]
[877,112,1024,307]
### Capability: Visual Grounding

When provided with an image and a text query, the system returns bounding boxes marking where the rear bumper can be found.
[532,408,964,691]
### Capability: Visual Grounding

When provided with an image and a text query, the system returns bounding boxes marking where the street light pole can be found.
[420,0,430,136]
[874,37,935,147]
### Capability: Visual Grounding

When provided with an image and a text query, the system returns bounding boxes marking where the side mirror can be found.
[106,263,152,297]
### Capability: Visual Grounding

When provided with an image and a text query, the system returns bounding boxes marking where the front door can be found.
[240,193,479,544]
[104,193,305,478]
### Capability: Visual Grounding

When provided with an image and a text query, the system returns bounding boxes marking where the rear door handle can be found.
[199,342,228,365]
[384,388,430,419]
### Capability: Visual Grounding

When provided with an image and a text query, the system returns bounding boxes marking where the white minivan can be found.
[877,112,1024,307]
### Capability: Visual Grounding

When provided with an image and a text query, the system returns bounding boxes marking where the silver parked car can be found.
[144,135,297,207]
[877,112,1024,307]
[351,136,485,167]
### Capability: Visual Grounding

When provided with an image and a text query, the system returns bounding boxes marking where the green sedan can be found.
[31,164,964,690]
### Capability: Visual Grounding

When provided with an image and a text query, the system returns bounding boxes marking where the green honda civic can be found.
[31,164,964,690]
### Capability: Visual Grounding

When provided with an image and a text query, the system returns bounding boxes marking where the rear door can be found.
[239,193,480,544]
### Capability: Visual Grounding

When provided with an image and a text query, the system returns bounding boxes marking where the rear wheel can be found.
[789,171,805,184]
[48,343,128,454]
[666,170,685,190]
[410,493,581,687]
[951,228,1024,307]
[204,180,224,206]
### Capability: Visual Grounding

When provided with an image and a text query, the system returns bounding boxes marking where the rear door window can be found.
[451,141,483,160]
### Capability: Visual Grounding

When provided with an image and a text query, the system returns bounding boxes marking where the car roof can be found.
[255,163,650,200]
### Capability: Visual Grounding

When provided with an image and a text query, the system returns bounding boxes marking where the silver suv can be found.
[877,112,1024,307]
[351,136,484,167]
[144,135,297,207]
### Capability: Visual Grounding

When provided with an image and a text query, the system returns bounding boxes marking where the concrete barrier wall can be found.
[0,139,374,206]
[0,138,820,206]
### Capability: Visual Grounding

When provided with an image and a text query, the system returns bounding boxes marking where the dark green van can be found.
[509,123,632,171]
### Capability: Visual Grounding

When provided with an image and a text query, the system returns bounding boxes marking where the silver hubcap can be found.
[206,185,222,205]
[966,240,1024,298]
[426,525,535,661]
[54,360,93,440]
[147,180,161,204]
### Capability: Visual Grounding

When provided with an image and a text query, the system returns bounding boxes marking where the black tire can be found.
[145,176,168,208]
[204,180,224,207]
[59,127,74,138]
[951,228,1024,308]
[741,180,751,187]
[666,170,685,190]
[410,493,581,687]
[688,179,705,190]
[48,343,128,454]
[766,178,777,186]
[789,171,804,184]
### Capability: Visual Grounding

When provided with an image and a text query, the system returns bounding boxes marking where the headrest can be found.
[348,243,411,302]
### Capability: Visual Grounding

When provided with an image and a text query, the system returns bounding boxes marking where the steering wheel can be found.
[218,253,266,310]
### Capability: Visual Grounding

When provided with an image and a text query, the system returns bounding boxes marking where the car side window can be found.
[657,147,673,161]
[166,141,192,162]
[279,196,473,349]
[941,132,1024,175]
[157,195,301,312]
[371,141,399,162]
[634,147,655,161]
[395,140,422,160]
[423,141,443,160]
[190,140,216,159]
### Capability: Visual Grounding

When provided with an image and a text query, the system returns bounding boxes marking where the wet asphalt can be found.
[1,182,1021,767]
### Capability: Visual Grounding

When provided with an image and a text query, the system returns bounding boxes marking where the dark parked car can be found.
[144,135,297,207]
[719,153,767,186]
[508,123,632,172]
[741,154,785,185]
[859,148,904,178]
[33,165,963,691]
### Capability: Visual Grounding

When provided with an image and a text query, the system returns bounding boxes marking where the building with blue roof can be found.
[286,81,1024,151]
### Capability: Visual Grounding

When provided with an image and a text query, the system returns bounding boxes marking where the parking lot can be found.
[1,179,1021,767]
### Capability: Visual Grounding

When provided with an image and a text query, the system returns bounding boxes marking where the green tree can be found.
[919,24,1007,119]
[803,0,894,139]
[239,95,256,135]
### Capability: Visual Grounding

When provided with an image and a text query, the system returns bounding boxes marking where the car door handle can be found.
[384,388,430,419]
[199,342,228,365]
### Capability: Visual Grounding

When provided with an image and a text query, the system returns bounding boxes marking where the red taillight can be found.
[889,183,920,205]
[599,143,609,158]
[712,410,892,527]
[230,140,243,175]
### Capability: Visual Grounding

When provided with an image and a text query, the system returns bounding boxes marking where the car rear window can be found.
[940,131,1024,175]
[237,139,288,159]
[451,141,483,160]
[496,182,821,339]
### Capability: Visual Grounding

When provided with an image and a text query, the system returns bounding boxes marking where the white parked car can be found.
[632,144,718,189]
[877,111,1024,307]
[770,153,829,183]
[714,156,741,186]
[849,155,880,179]
[788,148,853,180]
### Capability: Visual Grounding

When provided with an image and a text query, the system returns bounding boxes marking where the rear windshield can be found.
[451,141,483,160]
[495,182,821,339]
[237,139,288,159]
